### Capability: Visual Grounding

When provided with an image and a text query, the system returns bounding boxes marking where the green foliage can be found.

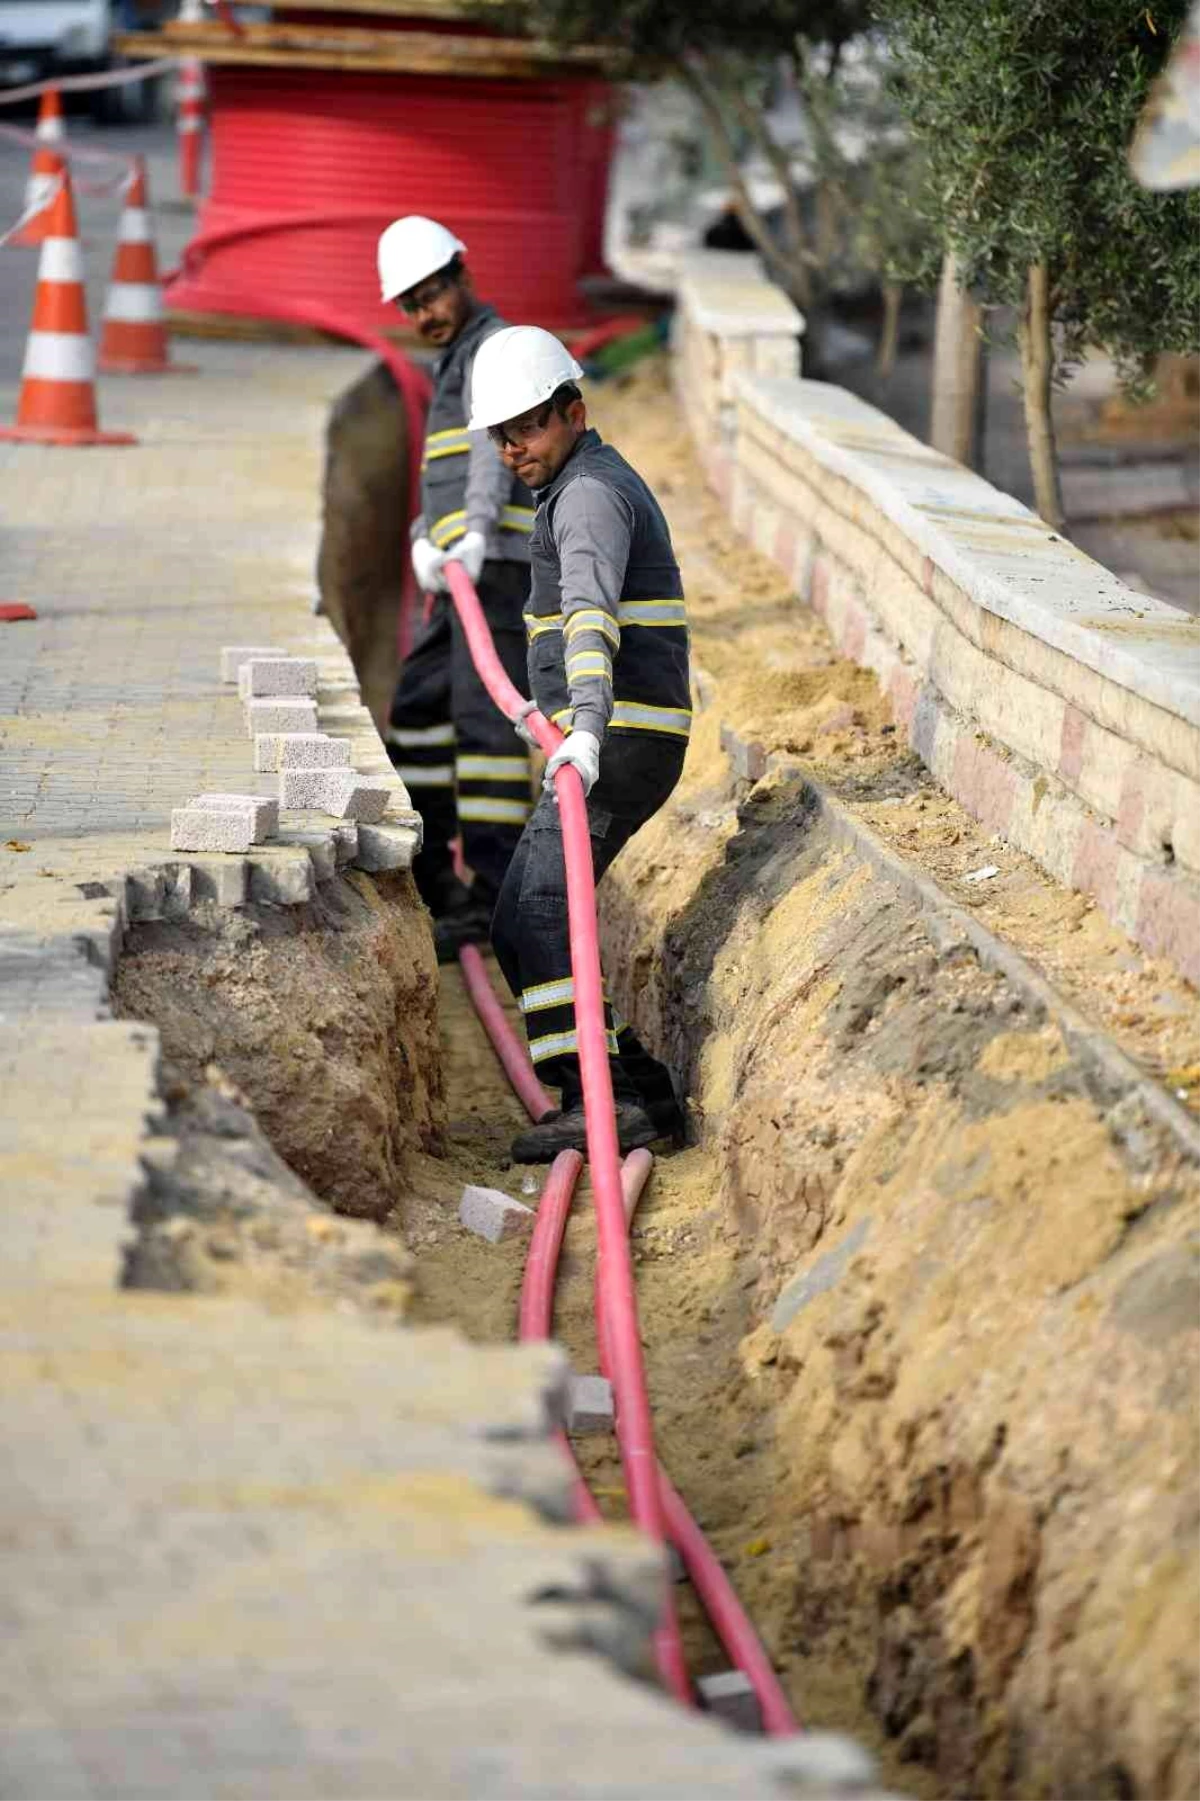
[877,0,1200,387]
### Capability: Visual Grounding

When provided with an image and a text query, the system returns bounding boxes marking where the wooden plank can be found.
[269,0,511,15]
[166,307,423,347]
[128,18,613,74]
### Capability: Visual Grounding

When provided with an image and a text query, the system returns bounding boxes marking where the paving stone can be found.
[697,1671,762,1734]
[566,1373,615,1435]
[246,698,319,739]
[719,722,769,784]
[190,792,278,843]
[124,863,194,923]
[354,823,419,873]
[239,657,319,699]
[459,1184,536,1244]
[278,828,338,883]
[278,767,336,811]
[220,644,287,683]
[277,733,352,770]
[254,733,286,773]
[246,846,316,906]
[323,773,392,824]
[187,855,250,908]
[170,807,255,855]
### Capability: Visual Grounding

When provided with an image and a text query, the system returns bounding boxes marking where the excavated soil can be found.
[401,364,1199,1800]
[113,869,444,1221]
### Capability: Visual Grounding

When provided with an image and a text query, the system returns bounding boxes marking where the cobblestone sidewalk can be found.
[0,344,884,1798]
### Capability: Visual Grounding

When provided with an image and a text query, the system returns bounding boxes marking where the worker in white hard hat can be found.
[468,325,690,1162]
[376,215,536,959]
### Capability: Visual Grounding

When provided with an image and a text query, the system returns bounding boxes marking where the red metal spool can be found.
[165,60,615,331]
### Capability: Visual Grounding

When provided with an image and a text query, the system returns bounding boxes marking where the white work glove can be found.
[411,535,446,594]
[454,529,487,584]
[544,729,601,797]
[512,699,540,748]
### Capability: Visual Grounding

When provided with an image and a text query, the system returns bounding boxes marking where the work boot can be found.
[511,1101,659,1164]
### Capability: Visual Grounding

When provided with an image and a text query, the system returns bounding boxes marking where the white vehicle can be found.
[0,0,161,120]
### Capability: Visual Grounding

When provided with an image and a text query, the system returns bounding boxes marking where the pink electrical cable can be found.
[458,942,555,1124]
[517,1147,605,1527]
[444,574,800,1734]
[443,556,690,1706]
[609,1153,800,1738]
[519,1124,800,1735]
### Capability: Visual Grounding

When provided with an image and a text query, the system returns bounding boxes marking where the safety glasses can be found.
[486,401,554,450]
[398,270,457,317]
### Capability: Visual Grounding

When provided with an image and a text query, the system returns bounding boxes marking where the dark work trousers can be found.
[386,560,532,910]
[490,729,687,1111]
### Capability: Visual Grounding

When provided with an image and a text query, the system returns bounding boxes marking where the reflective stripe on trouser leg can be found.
[518,975,631,1113]
[456,753,532,829]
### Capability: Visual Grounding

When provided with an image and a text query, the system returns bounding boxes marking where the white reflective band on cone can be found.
[104,284,161,323]
[40,237,85,283]
[178,114,202,131]
[23,331,94,381]
[118,209,152,244]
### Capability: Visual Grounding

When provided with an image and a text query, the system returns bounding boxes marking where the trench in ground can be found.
[113,360,1199,1801]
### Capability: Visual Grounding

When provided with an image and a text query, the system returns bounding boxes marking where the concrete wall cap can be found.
[678,249,805,338]
[734,372,1200,731]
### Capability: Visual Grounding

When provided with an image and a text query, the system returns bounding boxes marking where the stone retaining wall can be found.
[673,256,1200,985]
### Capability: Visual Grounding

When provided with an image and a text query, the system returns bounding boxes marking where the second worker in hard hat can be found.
[378,215,536,959]
[469,324,690,1163]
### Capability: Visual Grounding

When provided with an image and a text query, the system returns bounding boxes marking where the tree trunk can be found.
[930,252,984,465]
[877,282,903,382]
[1018,260,1064,532]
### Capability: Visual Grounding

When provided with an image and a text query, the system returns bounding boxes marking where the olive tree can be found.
[511,0,874,355]
[877,0,1200,527]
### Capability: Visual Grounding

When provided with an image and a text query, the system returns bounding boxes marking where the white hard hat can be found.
[468,326,585,431]
[377,215,467,303]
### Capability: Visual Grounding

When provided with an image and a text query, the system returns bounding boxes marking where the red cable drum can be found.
[165,64,615,330]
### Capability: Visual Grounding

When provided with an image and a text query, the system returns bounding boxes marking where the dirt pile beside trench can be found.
[113,870,444,1221]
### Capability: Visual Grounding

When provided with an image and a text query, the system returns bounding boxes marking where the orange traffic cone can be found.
[178,59,206,200]
[98,160,195,375]
[8,86,66,249]
[0,172,136,447]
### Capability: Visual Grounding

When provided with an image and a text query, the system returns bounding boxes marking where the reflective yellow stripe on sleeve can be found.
[563,608,620,646]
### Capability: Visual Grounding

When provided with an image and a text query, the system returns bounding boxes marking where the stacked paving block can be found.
[208,643,421,885]
[255,732,352,774]
[170,793,279,854]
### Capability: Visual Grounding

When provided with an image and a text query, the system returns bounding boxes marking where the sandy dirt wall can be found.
[114,870,444,1222]
[600,749,1198,1799]
[574,363,1199,1798]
